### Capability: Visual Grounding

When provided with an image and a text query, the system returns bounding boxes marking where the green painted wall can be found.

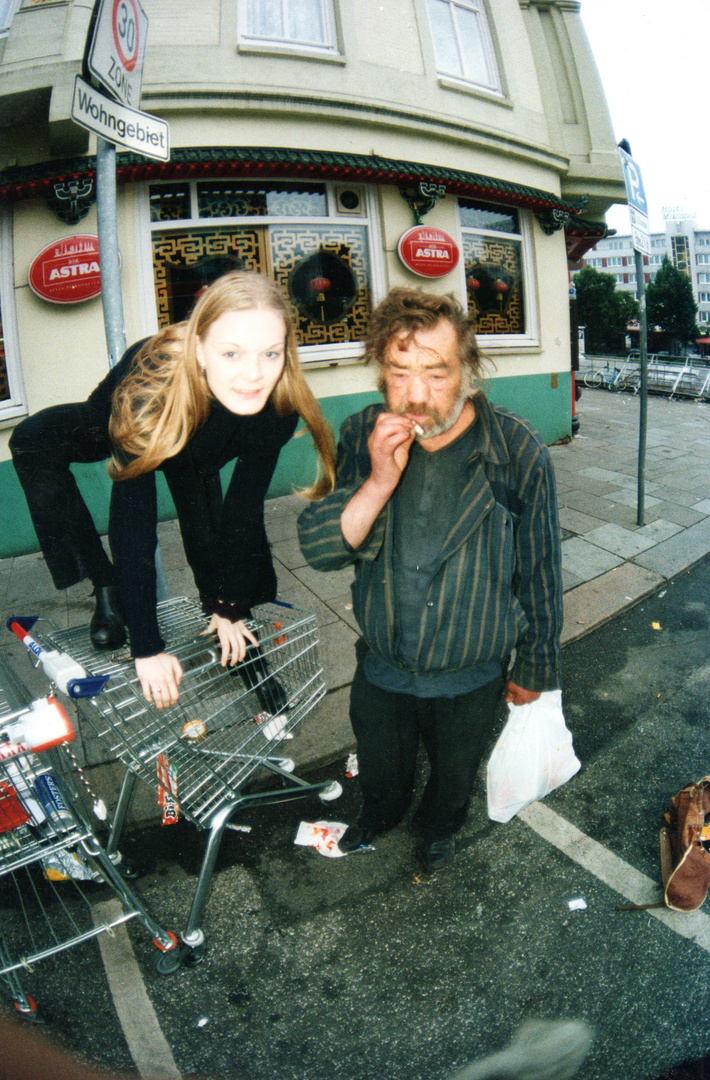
[0,372,571,560]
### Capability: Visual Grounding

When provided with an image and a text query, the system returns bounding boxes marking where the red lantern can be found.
[492,280,509,293]
[309,276,332,295]
[467,277,480,291]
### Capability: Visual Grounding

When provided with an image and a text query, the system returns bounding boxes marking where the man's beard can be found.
[386,364,476,440]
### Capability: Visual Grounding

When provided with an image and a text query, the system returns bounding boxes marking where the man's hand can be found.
[340,412,416,550]
[506,680,541,706]
[201,614,259,666]
[367,411,417,493]
[135,653,183,709]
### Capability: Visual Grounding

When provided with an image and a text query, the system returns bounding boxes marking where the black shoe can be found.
[422,837,456,872]
[338,823,379,853]
[90,586,126,650]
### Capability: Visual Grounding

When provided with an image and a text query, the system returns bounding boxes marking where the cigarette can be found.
[413,422,425,436]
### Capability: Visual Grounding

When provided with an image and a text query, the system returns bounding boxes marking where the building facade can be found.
[584,217,710,332]
[0,0,624,558]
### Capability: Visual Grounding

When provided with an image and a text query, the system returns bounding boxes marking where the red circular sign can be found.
[112,0,140,72]
[397,225,460,279]
[28,235,102,304]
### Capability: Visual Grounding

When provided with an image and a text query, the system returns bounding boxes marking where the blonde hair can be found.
[109,272,336,499]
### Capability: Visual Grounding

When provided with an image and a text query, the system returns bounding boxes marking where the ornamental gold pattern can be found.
[270,224,371,346]
[463,234,524,335]
[151,228,267,326]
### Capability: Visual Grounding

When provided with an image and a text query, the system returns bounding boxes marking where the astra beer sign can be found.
[397,225,460,278]
[28,235,104,304]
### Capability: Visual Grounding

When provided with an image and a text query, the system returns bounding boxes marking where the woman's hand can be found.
[202,614,259,667]
[135,653,183,709]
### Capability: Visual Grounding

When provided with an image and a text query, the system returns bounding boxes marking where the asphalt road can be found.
[5,558,710,1080]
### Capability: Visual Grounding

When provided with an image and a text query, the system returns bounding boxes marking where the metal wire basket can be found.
[12,598,341,973]
[0,651,176,1020]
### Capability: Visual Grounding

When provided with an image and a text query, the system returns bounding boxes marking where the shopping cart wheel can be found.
[183,943,207,969]
[117,857,141,880]
[154,940,207,975]
[109,851,141,880]
[14,996,47,1024]
[318,781,343,802]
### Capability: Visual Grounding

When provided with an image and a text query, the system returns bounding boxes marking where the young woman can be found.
[10,271,335,708]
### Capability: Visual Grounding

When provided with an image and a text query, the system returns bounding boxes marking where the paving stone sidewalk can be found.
[2,387,710,791]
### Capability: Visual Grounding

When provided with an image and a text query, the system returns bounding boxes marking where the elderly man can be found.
[298,287,562,871]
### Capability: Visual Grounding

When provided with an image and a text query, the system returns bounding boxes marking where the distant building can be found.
[583,217,710,331]
[0,0,624,557]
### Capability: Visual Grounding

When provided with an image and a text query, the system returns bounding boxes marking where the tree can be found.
[646,256,699,354]
[573,266,638,355]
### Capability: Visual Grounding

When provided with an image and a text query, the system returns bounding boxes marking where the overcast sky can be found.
[579,0,708,234]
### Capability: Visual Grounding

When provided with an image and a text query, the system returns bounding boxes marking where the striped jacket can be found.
[297,396,563,692]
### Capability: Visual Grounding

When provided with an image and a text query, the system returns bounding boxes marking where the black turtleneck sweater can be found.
[91,343,298,658]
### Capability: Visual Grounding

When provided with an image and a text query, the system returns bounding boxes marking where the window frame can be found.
[237,0,341,60]
[0,205,27,425]
[133,177,385,368]
[455,200,538,350]
[425,0,502,97]
[0,0,20,37]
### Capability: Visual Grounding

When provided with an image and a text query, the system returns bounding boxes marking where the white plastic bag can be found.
[486,689,580,823]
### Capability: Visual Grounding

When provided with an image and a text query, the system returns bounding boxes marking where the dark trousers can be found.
[349,661,504,841]
[9,404,114,591]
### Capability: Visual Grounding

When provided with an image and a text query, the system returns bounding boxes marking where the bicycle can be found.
[583,367,620,390]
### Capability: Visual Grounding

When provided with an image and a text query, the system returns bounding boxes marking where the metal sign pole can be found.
[94,136,170,601]
[618,140,651,528]
[634,251,648,526]
[95,137,126,367]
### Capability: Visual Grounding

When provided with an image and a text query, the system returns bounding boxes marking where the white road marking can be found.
[518,801,710,952]
[92,900,182,1079]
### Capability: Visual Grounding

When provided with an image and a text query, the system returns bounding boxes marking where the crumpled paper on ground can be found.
[294,820,348,858]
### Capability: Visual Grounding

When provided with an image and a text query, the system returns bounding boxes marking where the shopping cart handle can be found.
[67,675,111,699]
[6,615,39,633]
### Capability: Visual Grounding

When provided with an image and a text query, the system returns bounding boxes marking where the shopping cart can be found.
[8,598,341,973]
[0,649,177,1021]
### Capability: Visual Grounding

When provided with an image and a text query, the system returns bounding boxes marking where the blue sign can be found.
[619,147,648,216]
[618,147,651,256]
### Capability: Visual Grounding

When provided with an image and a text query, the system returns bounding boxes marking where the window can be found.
[0,0,20,37]
[427,0,501,93]
[0,207,26,422]
[699,292,710,304]
[238,0,338,56]
[670,235,691,275]
[458,199,534,343]
[699,274,710,284]
[698,254,710,265]
[144,179,378,365]
[606,256,623,267]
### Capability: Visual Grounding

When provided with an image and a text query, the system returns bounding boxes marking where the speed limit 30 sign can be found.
[87,0,149,108]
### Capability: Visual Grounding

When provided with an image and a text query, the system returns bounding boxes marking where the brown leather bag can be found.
[661,776,710,912]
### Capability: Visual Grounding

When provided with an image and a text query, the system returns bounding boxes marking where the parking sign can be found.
[618,147,651,256]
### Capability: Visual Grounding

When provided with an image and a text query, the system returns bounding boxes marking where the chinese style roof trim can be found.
[0,146,585,217]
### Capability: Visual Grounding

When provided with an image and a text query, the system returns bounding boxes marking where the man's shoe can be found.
[90,586,126,650]
[422,837,456,872]
[338,823,379,853]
